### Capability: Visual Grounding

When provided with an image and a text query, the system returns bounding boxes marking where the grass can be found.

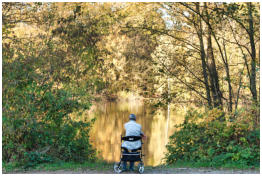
[35,160,113,171]
[2,160,113,173]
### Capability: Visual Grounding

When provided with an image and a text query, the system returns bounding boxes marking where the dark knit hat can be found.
[129,114,136,120]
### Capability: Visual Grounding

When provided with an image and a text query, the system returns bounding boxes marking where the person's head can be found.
[129,114,136,121]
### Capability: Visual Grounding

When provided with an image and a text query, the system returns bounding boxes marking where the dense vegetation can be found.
[165,108,259,168]
[2,2,259,170]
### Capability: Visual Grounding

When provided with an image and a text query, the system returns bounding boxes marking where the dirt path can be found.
[6,167,259,174]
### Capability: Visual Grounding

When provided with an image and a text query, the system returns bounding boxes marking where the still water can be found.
[87,100,186,166]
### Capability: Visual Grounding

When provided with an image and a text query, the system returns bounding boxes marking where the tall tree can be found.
[195,2,212,108]
[220,2,259,104]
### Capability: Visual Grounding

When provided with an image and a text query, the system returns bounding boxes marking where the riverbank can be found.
[3,161,259,174]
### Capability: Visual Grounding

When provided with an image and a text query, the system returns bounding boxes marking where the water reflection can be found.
[86,100,185,166]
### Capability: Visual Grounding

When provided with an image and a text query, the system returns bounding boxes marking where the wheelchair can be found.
[114,135,145,174]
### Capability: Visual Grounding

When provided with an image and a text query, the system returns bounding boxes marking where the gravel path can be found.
[6,167,259,174]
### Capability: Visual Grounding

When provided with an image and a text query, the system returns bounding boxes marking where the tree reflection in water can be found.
[86,100,185,166]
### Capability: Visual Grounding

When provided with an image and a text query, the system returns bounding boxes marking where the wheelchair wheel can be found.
[114,162,123,173]
[138,162,144,174]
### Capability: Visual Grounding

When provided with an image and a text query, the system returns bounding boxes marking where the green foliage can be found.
[2,3,112,169]
[2,78,97,168]
[23,152,53,169]
[3,37,98,168]
[165,108,260,168]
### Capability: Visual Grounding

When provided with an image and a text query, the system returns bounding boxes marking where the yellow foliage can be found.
[205,108,224,122]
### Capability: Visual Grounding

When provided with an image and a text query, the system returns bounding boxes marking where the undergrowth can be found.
[165,107,260,168]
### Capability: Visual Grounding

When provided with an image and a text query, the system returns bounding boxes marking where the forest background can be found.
[2,2,260,171]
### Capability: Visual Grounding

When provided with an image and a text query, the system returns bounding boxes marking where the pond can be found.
[86,100,186,166]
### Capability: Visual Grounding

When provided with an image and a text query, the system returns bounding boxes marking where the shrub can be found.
[2,81,97,168]
[23,151,53,169]
[165,108,260,168]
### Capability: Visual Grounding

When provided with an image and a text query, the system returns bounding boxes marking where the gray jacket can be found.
[121,120,144,150]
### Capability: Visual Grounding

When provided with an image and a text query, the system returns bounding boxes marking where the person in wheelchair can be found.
[121,114,146,172]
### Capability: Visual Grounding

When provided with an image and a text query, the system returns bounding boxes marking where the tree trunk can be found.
[248,2,258,104]
[204,2,223,109]
[195,3,212,108]
[222,39,233,112]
